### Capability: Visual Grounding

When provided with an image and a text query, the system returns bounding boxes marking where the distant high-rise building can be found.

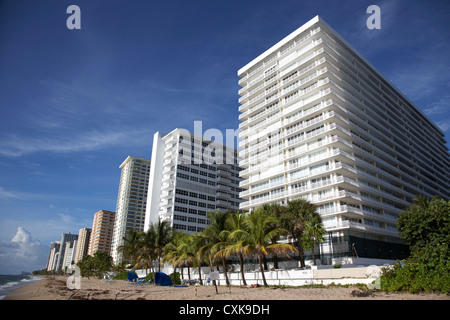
[88,210,115,257]
[74,228,91,264]
[46,241,60,271]
[111,156,151,265]
[62,240,77,270]
[237,16,450,263]
[55,233,78,272]
[144,129,243,234]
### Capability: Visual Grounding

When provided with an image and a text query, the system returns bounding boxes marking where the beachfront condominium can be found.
[144,129,243,234]
[237,16,450,264]
[88,210,115,257]
[111,156,151,265]
[74,227,91,264]
[54,232,78,272]
[46,241,60,272]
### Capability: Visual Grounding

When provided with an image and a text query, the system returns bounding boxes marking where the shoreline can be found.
[0,276,43,300]
[4,276,449,300]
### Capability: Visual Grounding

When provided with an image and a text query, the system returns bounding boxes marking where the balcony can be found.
[325,220,398,237]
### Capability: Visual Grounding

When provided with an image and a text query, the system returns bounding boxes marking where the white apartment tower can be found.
[111,156,151,264]
[237,16,450,263]
[144,129,243,234]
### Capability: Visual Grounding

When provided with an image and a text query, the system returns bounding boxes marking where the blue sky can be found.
[0,0,449,274]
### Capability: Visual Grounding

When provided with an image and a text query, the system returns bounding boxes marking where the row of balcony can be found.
[239,45,327,114]
[241,142,416,209]
[238,27,321,89]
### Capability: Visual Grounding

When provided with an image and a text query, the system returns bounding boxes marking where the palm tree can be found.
[302,209,326,265]
[262,203,286,269]
[234,208,297,287]
[92,251,113,279]
[192,232,210,285]
[204,210,231,286]
[139,228,157,274]
[148,219,173,272]
[163,232,188,279]
[215,210,249,285]
[283,199,316,268]
[118,229,143,269]
[176,233,196,280]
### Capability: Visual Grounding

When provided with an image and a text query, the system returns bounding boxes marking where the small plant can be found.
[333,264,342,269]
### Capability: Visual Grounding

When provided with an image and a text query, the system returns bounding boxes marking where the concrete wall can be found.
[136,263,386,287]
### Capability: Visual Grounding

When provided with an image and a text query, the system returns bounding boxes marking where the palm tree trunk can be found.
[312,243,316,266]
[222,257,230,286]
[238,253,247,286]
[297,239,305,268]
[258,254,268,287]
[273,254,278,269]
[198,263,202,285]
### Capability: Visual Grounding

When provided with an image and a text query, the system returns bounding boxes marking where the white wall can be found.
[144,132,165,231]
[136,262,388,287]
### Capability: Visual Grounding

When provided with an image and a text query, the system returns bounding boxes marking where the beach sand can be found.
[5,276,449,300]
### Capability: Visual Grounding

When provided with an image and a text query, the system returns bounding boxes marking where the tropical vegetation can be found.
[116,199,324,287]
[380,196,450,294]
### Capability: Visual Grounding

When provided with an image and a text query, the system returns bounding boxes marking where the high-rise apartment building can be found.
[46,241,60,271]
[237,16,450,263]
[74,228,91,264]
[55,232,78,272]
[145,129,243,234]
[88,210,115,257]
[111,156,151,264]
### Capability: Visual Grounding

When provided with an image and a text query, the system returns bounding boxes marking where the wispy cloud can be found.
[423,95,450,116]
[436,121,450,134]
[0,126,152,157]
[0,187,25,200]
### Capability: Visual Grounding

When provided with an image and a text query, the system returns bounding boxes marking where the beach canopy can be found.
[128,272,139,282]
[154,272,172,286]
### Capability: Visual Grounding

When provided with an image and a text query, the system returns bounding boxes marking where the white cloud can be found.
[423,95,450,116]
[0,126,153,157]
[436,121,450,133]
[0,187,25,200]
[0,227,49,274]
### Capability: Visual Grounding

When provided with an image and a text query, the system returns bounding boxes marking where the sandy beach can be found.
[4,276,449,300]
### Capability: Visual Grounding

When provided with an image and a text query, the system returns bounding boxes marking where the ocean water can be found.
[0,274,42,299]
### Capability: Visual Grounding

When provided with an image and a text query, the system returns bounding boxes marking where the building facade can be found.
[111,156,151,264]
[237,16,450,263]
[46,241,60,272]
[88,210,115,257]
[74,227,91,264]
[144,129,243,234]
[55,233,78,272]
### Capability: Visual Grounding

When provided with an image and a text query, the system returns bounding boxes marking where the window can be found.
[175,197,188,204]
[174,215,187,221]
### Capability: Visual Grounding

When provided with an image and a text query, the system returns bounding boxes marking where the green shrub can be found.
[113,271,131,280]
[169,272,181,285]
[380,197,450,294]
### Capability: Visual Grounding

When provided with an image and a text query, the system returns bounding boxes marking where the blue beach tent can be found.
[127,272,139,282]
[154,272,173,286]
